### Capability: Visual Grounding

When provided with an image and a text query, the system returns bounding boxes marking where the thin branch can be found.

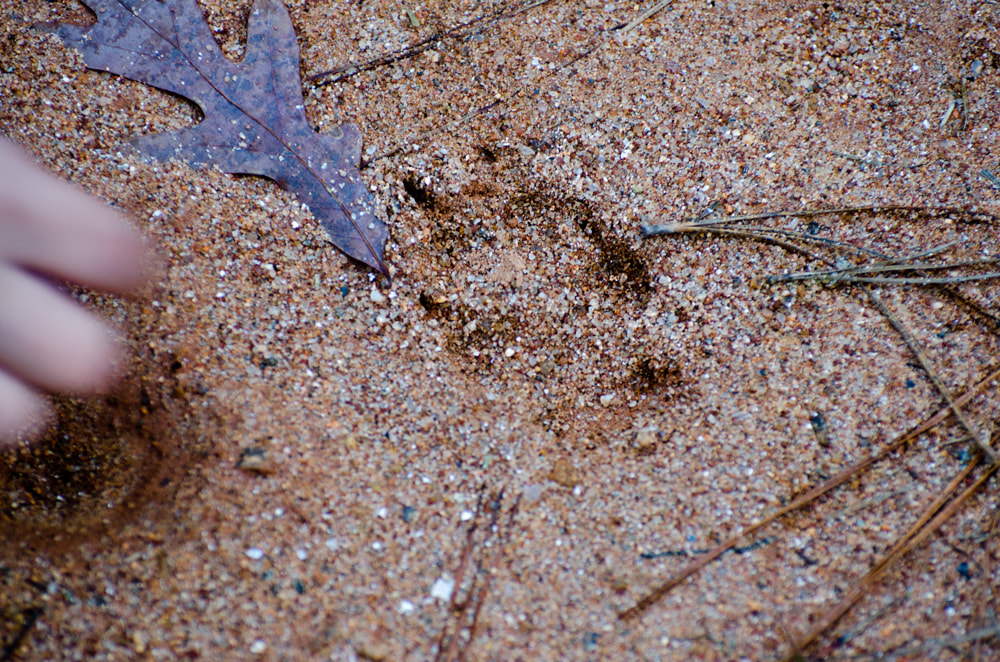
[618,367,1000,620]
[777,256,994,280]
[436,488,487,662]
[0,607,42,662]
[308,0,557,85]
[617,0,674,33]
[861,287,996,464]
[847,624,1000,661]
[463,494,521,659]
[360,0,680,164]
[769,269,1000,286]
[436,488,518,662]
[646,204,999,462]
[784,460,999,660]
[822,272,1000,285]
[640,205,999,237]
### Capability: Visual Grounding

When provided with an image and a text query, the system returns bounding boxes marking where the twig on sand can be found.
[640,204,997,237]
[348,0,678,164]
[847,624,1000,661]
[435,488,521,662]
[783,458,999,660]
[632,203,1000,655]
[0,607,42,662]
[618,366,1000,622]
[860,288,996,464]
[767,257,1000,286]
[309,0,557,85]
[642,204,1000,464]
[617,0,674,34]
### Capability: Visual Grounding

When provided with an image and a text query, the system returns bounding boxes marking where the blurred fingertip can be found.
[74,328,126,395]
[0,384,53,447]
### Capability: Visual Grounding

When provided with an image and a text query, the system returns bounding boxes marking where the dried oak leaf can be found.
[48,0,388,274]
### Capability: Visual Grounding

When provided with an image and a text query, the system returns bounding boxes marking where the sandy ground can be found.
[2,0,1000,659]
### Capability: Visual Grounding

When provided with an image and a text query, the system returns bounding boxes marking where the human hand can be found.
[0,138,151,445]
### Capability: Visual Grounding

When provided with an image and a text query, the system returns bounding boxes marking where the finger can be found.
[0,138,151,293]
[0,368,52,446]
[0,262,122,394]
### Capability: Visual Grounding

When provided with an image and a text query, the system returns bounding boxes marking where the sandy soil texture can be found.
[2,0,999,659]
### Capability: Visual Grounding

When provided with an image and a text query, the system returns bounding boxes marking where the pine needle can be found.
[618,367,1000,621]
[783,459,999,660]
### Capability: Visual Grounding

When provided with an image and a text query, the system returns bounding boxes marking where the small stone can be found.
[370,286,387,303]
[810,412,831,447]
[250,640,267,654]
[401,505,417,523]
[795,76,816,92]
[599,393,615,407]
[356,642,390,661]
[245,547,264,560]
[430,575,455,601]
[549,457,582,488]
[522,483,546,502]
[236,446,276,475]
[633,426,661,454]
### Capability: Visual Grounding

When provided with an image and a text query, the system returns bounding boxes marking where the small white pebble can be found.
[371,287,387,303]
[398,600,416,614]
[372,541,383,551]
[522,483,545,502]
[250,639,267,654]
[295,548,308,561]
[460,510,474,522]
[325,538,339,552]
[599,393,615,407]
[245,547,264,560]
[377,506,388,519]
[430,575,455,601]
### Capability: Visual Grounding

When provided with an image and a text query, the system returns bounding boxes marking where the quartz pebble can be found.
[430,576,455,601]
